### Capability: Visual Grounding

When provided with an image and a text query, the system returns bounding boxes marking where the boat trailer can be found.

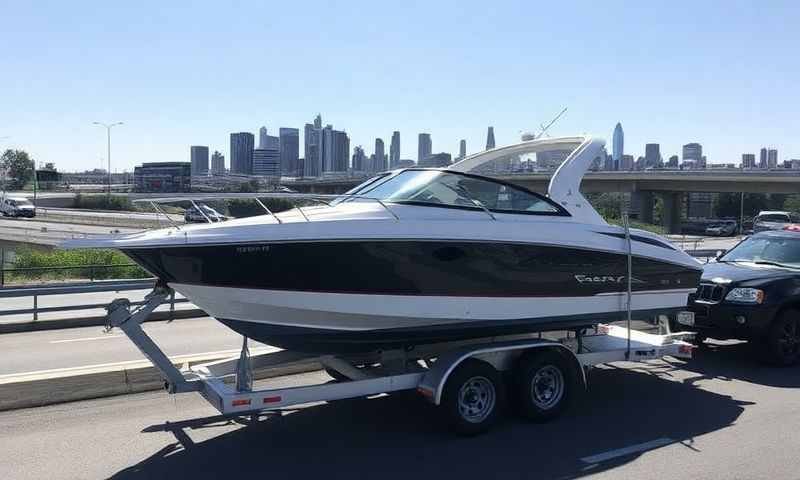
[104,283,696,435]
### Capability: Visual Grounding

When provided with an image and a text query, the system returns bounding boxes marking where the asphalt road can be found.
[0,341,798,479]
[0,216,141,245]
[0,317,243,375]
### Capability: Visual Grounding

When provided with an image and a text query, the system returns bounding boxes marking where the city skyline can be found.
[2,2,798,172]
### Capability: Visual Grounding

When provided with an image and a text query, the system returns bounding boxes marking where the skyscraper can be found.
[621,154,634,171]
[389,131,400,169]
[419,152,451,168]
[352,146,366,171]
[644,143,661,168]
[486,127,495,150]
[252,148,280,178]
[741,153,756,169]
[304,122,322,177]
[682,143,703,168]
[667,155,679,168]
[190,146,209,175]
[374,138,386,172]
[418,133,432,163]
[279,127,300,176]
[230,132,254,174]
[332,130,350,172]
[258,126,269,149]
[768,149,778,169]
[759,148,768,169]
[612,123,624,166]
[459,139,466,159]
[211,151,225,175]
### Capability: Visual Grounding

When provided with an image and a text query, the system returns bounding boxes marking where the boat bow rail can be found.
[133,193,403,228]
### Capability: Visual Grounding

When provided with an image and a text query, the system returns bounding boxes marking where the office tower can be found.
[419,152,451,168]
[389,131,400,169]
[682,143,703,168]
[759,148,768,169]
[304,123,321,177]
[374,138,386,172]
[667,155,679,168]
[459,139,466,159]
[621,154,634,170]
[332,130,350,172]
[418,133,432,163]
[230,132,254,174]
[279,128,300,176]
[612,123,624,166]
[210,151,225,174]
[258,126,268,149]
[486,127,495,150]
[768,149,778,169]
[644,143,661,168]
[190,145,209,175]
[252,149,280,178]
[741,153,756,169]
[352,146,366,171]
[601,152,613,171]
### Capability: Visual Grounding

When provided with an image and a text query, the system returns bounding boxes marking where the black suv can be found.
[681,230,800,365]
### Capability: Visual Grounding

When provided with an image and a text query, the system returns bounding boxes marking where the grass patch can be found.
[74,194,137,211]
[7,248,150,283]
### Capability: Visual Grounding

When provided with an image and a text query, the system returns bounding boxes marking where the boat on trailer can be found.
[64,136,701,354]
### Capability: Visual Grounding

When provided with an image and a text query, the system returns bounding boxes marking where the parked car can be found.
[753,211,800,233]
[679,229,800,365]
[705,220,738,237]
[1,196,36,218]
[184,204,228,223]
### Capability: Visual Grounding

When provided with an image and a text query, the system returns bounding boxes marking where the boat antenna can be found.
[534,107,568,140]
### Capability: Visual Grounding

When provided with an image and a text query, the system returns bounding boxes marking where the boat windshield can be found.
[344,169,566,215]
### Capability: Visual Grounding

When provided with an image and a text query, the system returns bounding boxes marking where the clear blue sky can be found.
[1,0,798,172]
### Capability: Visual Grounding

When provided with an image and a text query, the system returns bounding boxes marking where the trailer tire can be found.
[514,350,575,423]
[440,358,504,436]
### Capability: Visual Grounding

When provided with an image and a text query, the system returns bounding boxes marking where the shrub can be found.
[8,248,149,283]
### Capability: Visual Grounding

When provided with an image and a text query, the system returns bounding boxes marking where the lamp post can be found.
[93,122,123,195]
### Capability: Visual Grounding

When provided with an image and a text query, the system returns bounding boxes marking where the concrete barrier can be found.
[0,348,321,411]
[0,308,207,334]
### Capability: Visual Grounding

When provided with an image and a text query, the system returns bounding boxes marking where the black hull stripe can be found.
[125,240,700,298]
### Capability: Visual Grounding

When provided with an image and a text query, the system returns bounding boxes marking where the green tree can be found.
[1,149,35,190]
[784,195,800,214]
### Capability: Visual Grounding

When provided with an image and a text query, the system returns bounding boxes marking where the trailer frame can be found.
[104,285,695,430]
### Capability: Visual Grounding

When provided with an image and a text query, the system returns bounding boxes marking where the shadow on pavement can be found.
[111,366,748,480]
[666,340,800,388]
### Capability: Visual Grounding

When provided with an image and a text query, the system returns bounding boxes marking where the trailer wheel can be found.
[440,358,504,436]
[514,350,575,422]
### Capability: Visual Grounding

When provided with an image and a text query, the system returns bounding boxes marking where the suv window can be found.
[758,214,790,223]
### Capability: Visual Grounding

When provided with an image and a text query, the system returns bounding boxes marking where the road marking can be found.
[0,347,279,383]
[50,335,123,344]
[580,438,675,464]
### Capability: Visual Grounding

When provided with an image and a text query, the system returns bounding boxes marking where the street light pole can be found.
[93,122,123,195]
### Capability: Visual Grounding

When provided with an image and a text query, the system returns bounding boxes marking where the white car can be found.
[1,197,36,218]
[184,204,227,223]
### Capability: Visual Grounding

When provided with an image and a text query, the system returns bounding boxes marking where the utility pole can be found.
[739,192,745,236]
[93,122,123,195]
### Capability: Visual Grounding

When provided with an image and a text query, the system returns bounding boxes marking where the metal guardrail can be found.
[0,263,146,286]
[0,278,188,322]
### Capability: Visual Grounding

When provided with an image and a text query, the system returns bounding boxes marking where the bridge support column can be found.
[632,191,655,224]
[660,192,682,234]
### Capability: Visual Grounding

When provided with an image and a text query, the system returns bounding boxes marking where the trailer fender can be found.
[417,340,586,406]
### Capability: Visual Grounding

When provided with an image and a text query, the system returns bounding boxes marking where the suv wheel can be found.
[762,309,800,366]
